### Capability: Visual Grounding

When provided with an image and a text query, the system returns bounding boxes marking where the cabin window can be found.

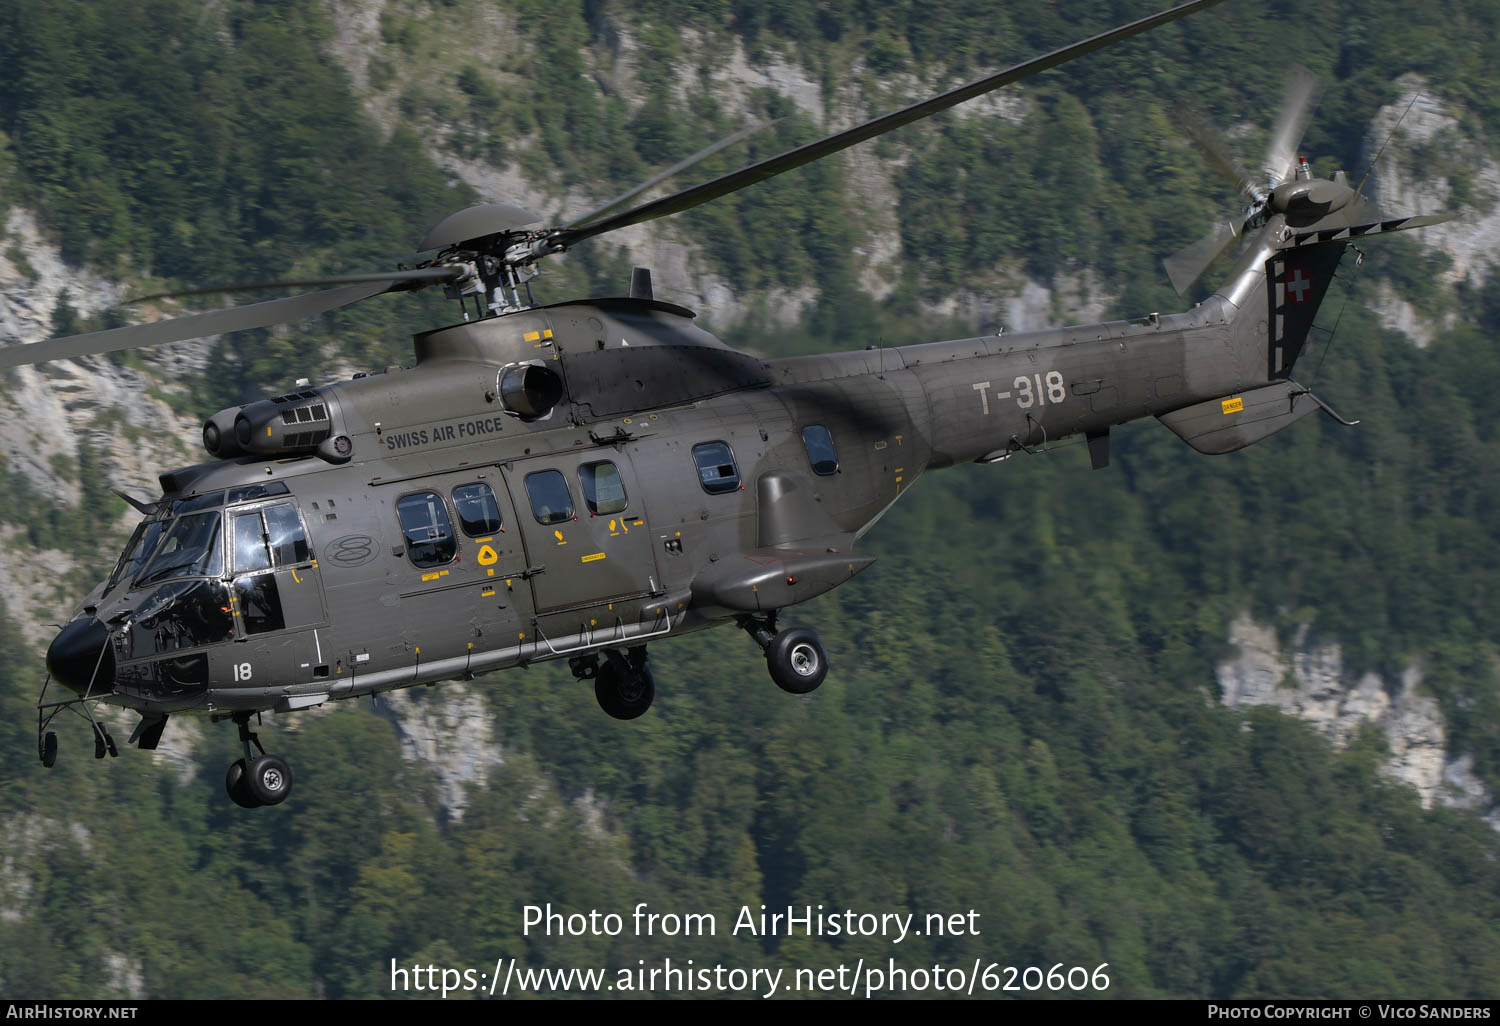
[452,483,503,536]
[263,503,310,565]
[692,441,740,495]
[802,425,839,476]
[525,470,575,525]
[578,461,628,515]
[396,491,457,568]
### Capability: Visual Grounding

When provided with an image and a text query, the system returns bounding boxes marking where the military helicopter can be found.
[2,0,1452,808]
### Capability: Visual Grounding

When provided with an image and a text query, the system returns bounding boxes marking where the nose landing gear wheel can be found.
[595,656,655,720]
[246,755,293,806]
[226,758,262,809]
[765,626,828,694]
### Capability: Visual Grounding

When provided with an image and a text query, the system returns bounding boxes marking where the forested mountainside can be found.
[2,0,1500,999]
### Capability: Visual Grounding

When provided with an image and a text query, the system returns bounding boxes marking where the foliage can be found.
[1,0,1499,1003]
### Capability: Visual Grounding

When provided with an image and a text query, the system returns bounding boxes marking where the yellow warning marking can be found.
[554,529,566,545]
[524,330,540,342]
[543,329,553,339]
[623,417,632,424]
[486,568,495,577]
[467,642,474,649]
[476,536,493,544]
[477,544,499,567]
[481,589,494,597]
[895,476,903,483]
[421,572,439,581]
[582,552,606,563]
[311,560,318,569]
[608,519,617,532]
[1221,397,1244,414]
[290,567,302,584]
[518,632,526,640]
[266,426,272,436]
[590,619,597,626]
[415,647,421,655]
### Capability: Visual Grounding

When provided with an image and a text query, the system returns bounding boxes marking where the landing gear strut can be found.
[583,646,655,720]
[739,613,828,694]
[225,712,294,808]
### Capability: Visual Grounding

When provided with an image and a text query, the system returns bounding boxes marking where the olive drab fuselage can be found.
[60,216,1342,722]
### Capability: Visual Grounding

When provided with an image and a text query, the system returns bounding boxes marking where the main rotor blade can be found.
[1163,220,1238,296]
[1263,65,1320,188]
[0,281,392,369]
[565,120,779,231]
[553,0,1226,248]
[127,266,461,305]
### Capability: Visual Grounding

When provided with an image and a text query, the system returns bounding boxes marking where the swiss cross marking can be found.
[1285,266,1311,304]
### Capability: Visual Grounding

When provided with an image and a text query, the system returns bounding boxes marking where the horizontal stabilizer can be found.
[1286,212,1455,249]
[1157,381,1319,454]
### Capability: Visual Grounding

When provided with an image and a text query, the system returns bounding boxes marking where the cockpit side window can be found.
[137,512,223,585]
[396,491,457,568]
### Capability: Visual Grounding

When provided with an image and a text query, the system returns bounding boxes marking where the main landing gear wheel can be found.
[765,626,828,694]
[595,650,655,720]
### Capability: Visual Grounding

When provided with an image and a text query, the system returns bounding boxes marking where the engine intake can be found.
[498,362,564,420]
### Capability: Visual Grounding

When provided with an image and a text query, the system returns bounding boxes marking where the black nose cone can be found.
[47,618,116,695]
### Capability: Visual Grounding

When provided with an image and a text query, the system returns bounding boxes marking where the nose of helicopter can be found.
[47,617,116,695]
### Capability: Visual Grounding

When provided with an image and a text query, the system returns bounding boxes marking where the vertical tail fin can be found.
[1264,240,1347,379]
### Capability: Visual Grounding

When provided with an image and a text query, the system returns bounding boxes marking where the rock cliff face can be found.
[1217,614,1500,829]
[373,684,504,822]
[323,0,1090,335]
[1364,75,1500,347]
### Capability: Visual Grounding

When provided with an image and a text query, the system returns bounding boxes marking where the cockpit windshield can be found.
[136,512,223,585]
[106,518,167,594]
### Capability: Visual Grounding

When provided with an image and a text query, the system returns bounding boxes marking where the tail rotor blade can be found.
[1263,65,1320,187]
[1177,104,1264,205]
[1164,221,1238,296]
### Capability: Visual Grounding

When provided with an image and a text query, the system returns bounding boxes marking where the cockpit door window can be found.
[233,512,272,574]
[263,503,310,566]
